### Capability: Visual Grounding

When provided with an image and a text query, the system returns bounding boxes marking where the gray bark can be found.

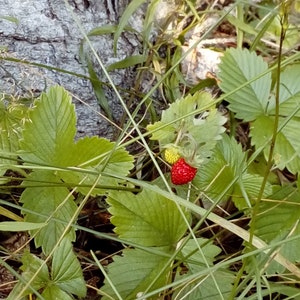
[0,0,143,138]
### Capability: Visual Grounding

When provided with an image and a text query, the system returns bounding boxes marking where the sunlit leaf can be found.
[147,91,226,164]
[220,52,300,174]
[19,86,76,166]
[19,86,133,194]
[218,48,271,121]
[17,86,134,254]
[58,136,134,196]
[62,135,133,170]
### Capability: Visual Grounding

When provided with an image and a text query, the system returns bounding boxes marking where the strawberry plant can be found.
[147,91,227,186]
[2,1,300,299]
[1,86,134,299]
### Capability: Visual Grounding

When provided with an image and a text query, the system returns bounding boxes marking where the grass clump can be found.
[1,1,300,299]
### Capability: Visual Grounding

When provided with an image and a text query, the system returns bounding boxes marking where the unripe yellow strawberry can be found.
[164,147,180,165]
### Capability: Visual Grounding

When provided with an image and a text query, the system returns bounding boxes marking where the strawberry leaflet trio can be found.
[147,91,227,185]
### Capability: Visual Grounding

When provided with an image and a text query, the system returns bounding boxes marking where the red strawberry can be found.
[171,158,197,185]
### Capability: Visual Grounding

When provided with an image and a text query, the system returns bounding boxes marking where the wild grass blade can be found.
[113,0,147,54]
[86,56,113,119]
[106,54,147,72]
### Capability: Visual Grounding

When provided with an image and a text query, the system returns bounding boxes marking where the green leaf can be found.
[142,0,160,41]
[226,14,257,35]
[60,136,109,166]
[0,99,29,182]
[75,137,134,175]
[8,250,50,299]
[113,0,148,54]
[174,238,234,300]
[194,154,236,203]
[252,185,300,273]
[250,13,276,52]
[8,238,86,300]
[20,171,77,255]
[59,136,134,196]
[219,54,300,174]
[0,206,23,222]
[86,56,112,119]
[107,189,188,247]
[42,285,74,300]
[264,15,299,49]
[251,115,300,174]
[218,48,272,121]
[146,120,175,143]
[268,64,300,117]
[20,250,50,285]
[63,135,133,169]
[87,24,135,36]
[194,135,245,202]
[18,86,133,253]
[232,173,273,211]
[106,55,147,71]
[0,15,19,24]
[51,238,86,298]
[19,86,133,191]
[0,221,46,231]
[195,135,272,208]
[19,86,76,166]
[147,91,226,164]
[101,248,171,300]
[266,283,300,300]
[181,238,222,268]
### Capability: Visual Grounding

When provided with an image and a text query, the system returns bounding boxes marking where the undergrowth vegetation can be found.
[1,0,300,299]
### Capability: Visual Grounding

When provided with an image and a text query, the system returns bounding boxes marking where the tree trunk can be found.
[0,0,142,138]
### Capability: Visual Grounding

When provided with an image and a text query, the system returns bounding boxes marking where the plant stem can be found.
[249,2,287,251]
[236,2,244,48]
[232,3,290,298]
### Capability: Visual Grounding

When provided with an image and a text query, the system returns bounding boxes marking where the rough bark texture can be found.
[0,0,143,138]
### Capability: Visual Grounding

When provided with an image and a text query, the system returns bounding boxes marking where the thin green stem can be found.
[247,0,288,276]
[236,3,244,48]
